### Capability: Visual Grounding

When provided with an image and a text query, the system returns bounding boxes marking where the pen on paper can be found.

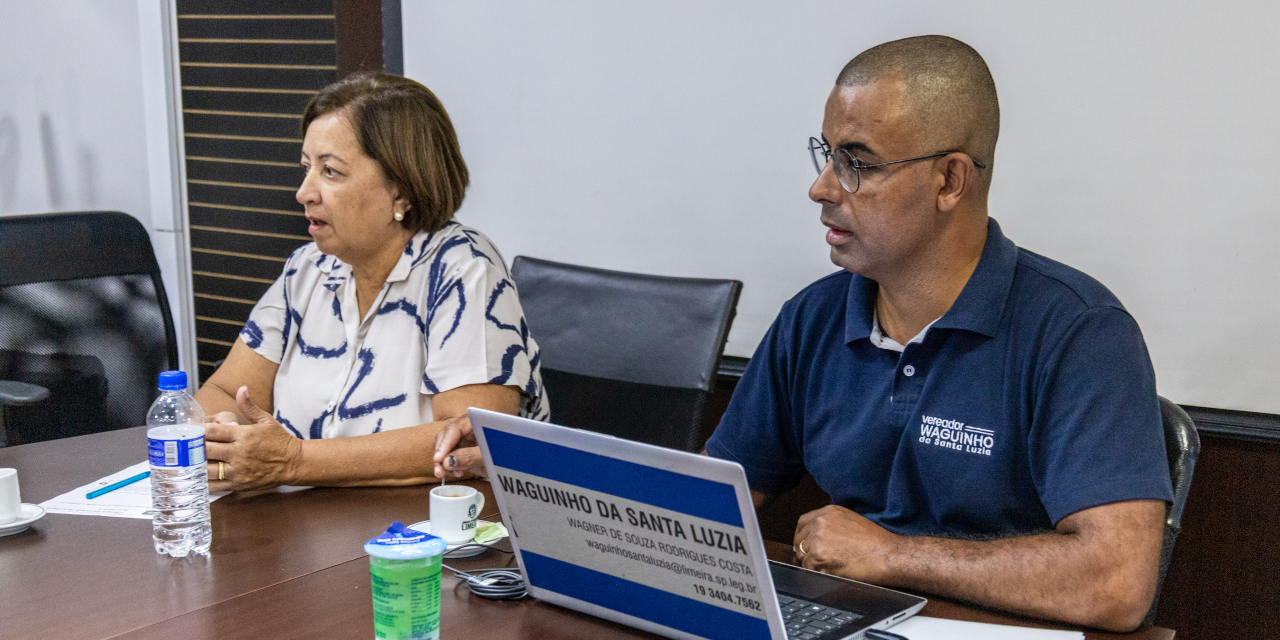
[86,471,150,499]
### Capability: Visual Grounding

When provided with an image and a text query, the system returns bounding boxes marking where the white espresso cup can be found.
[0,468,21,525]
[429,485,485,545]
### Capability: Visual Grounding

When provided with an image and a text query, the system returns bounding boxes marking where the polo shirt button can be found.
[903,365,916,377]
[327,401,337,412]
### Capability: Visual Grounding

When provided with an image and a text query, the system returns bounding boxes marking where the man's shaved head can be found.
[837,35,999,167]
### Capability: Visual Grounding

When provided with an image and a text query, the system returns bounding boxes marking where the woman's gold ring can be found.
[218,461,226,481]
[797,539,808,557]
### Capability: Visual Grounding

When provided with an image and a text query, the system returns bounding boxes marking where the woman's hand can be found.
[206,411,240,426]
[432,415,487,479]
[205,386,303,491]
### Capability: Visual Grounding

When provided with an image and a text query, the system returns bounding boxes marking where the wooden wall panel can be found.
[175,4,332,383]
[1153,434,1280,639]
[176,2,397,384]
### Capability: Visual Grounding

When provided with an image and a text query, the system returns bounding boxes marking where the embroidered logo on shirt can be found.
[918,414,993,456]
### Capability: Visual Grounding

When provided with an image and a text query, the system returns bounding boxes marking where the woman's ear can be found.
[389,184,412,223]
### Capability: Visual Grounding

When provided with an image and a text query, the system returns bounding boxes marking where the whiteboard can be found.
[404,1,1280,414]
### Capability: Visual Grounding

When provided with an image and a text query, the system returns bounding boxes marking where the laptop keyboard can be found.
[778,595,864,640]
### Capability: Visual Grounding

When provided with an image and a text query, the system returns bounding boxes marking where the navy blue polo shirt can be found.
[706,218,1172,537]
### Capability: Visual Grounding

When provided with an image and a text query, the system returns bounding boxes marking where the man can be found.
[704,35,1171,632]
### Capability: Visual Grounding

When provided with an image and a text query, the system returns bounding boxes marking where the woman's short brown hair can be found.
[301,72,469,234]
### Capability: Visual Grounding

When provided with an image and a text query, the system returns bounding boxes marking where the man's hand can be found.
[204,386,303,491]
[432,415,486,479]
[793,505,899,583]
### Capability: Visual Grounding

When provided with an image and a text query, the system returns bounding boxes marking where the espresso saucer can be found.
[0,504,46,537]
[408,519,501,558]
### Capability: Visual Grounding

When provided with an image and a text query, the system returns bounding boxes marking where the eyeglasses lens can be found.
[809,138,860,193]
[833,148,860,193]
[808,138,829,175]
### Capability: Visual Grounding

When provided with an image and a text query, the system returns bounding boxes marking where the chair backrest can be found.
[0,211,178,445]
[1145,396,1200,624]
[511,256,742,452]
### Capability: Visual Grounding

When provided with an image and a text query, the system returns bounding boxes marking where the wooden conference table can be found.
[0,428,1173,640]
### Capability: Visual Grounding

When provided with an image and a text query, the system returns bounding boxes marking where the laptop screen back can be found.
[472,409,786,640]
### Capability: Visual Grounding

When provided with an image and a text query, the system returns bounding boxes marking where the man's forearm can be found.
[878,520,1154,630]
[797,500,1164,632]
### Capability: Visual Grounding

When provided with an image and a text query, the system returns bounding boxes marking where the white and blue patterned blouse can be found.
[239,221,549,439]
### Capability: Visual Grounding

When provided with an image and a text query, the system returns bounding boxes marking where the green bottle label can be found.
[370,555,442,640]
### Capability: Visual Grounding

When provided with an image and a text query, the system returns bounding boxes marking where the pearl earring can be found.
[394,211,404,221]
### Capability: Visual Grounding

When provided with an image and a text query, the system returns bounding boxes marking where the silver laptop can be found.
[469,408,926,640]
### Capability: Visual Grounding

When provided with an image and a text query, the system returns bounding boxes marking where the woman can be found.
[197,72,547,491]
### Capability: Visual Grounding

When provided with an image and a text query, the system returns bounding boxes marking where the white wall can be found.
[404,1,1280,414]
[0,0,195,379]
[0,1,150,220]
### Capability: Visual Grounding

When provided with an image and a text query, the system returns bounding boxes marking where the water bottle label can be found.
[148,436,206,468]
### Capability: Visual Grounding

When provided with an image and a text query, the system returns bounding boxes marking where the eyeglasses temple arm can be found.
[866,152,986,170]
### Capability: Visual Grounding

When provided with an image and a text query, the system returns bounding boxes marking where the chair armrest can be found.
[0,380,51,405]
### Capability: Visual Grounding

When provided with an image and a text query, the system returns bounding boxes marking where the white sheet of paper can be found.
[889,616,1085,640]
[40,461,229,519]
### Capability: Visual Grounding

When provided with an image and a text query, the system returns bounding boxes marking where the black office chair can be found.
[511,256,742,452]
[0,211,179,446]
[1145,396,1200,625]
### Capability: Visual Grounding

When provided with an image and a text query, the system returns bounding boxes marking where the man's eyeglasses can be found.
[808,137,986,194]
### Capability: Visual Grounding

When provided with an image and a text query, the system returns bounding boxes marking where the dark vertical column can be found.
[381,0,403,75]
[333,0,385,78]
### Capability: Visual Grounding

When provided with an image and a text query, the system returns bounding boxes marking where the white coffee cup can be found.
[429,485,485,545]
[0,468,21,525]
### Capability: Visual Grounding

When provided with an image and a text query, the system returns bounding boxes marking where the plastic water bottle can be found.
[146,370,210,557]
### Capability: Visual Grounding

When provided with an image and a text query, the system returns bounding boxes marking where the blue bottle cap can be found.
[365,521,448,559]
[158,370,188,391]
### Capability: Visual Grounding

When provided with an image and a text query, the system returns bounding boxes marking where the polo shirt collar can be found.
[844,217,1017,344]
[932,217,1017,338]
[844,269,879,344]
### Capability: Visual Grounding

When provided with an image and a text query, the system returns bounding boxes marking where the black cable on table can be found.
[441,543,527,600]
[866,628,909,640]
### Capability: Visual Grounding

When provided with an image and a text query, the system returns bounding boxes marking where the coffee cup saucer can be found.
[0,504,46,537]
[408,519,502,558]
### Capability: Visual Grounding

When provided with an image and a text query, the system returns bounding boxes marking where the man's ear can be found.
[936,154,976,213]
